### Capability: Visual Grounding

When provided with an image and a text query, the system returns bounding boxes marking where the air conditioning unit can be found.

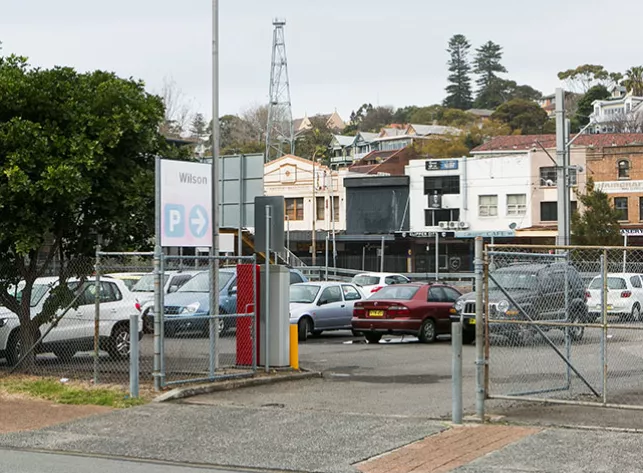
[458,221,470,229]
[448,221,458,229]
[438,221,449,230]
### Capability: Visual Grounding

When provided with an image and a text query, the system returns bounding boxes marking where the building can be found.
[373,123,460,152]
[589,88,643,134]
[293,111,345,135]
[349,147,420,176]
[329,134,356,167]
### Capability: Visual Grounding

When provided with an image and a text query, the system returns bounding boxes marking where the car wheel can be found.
[364,333,382,344]
[107,324,130,360]
[143,309,154,334]
[418,319,437,343]
[568,310,585,342]
[351,329,362,337]
[298,317,312,342]
[202,315,226,338]
[6,332,22,367]
[53,349,76,363]
[631,304,641,323]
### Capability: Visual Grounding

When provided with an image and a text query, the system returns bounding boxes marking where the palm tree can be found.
[623,67,643,96]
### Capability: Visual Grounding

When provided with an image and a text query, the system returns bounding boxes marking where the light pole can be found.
[286,215,290,265]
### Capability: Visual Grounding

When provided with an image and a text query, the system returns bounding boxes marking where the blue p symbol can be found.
[164,204,185,238]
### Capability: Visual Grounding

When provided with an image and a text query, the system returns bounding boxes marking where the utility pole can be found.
[311,155,316,266]
[555,87,570,246]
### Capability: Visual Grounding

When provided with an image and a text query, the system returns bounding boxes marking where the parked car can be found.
[134,270,201,333]
[0,276,141,366]
[453,262,588,344]
[351,272,410,295]
[150,267,308,337]
[586,273,643,322]
[290,282,365,341]
[352,283,461,344]
[105,272,147,290]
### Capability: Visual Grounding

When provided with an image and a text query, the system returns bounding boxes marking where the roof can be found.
[379,127,405,137]
[333,135,356,147]
[357,132,379,142]
[348,164,378,174]
[466,109,495,117]
[293,118,305,130]
[409,124,460,136]
[471,133,643,153]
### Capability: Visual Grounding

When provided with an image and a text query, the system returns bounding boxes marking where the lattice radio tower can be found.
[265,18,295,161]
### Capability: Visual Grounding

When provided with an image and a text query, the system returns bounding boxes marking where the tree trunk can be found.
[15,309,39,373]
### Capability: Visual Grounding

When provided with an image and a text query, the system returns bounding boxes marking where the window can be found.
[540,167,577,186]
[341,285,362,301]
[424,176,460,195]
[507,194,527,216]
[319,286,342,304]
[541,202,578,221]
[479,195,498,217]
[77,282,121,306]
[614,197,629,221]
[639,197,643,221]
[316,197,325,221]
[286,198,304,221]
[332,196,339,222]
[289,271,304,285]
[442,287,462,303]
[618,160,631,179]
[428,287,446,302]
[424,209,460,226]
[631,276,642,289]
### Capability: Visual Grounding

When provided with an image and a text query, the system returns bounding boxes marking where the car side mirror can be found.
[317,298,327,306]
[229,286,237,295]
[168,285,179,294]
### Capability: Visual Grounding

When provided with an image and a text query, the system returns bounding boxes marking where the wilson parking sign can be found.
[160,159,212,247]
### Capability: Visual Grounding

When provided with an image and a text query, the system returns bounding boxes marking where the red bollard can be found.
[236,264,261,366]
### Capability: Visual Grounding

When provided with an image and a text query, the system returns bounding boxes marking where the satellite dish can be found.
[509,222,517,230]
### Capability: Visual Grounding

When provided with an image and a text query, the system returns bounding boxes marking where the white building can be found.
[589,87,643,134]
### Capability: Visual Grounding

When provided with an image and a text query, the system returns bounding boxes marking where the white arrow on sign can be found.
[190,208,207,235]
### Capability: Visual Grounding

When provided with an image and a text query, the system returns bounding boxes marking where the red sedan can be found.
[351,283,462,344]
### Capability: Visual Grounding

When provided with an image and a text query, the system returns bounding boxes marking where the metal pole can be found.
[435,232,439,281]
[93,245,101,385]
[380,236,385,272]
[159,253,165,387]
[153,156,162,391]
[451,318,463,424]
[555,87,569,246]
[311,156,317,266]
[362,245,366,271]
[209,0,221,376]
[325,232,329,280]
[252,254,257,372]
[238,154,244,257]
[474,236,485,421]
[286,215,290,265]
[265,206,271,373]
[623,233,628,272]
[129,313,140,398]
[601,251,608,404]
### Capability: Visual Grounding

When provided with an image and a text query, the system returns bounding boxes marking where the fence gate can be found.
[484,244,643,410]
[158,254,257,387]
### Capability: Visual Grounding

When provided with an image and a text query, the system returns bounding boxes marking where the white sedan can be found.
[350,272,410,295]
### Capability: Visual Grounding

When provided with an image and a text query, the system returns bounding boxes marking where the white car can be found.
[0,276,141,366]
[350,272,410,295]
[586,273,643,321]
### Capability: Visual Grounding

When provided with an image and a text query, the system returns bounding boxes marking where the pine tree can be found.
[473,41,508,109]
[443,35,473,110]
[190,113,208,139]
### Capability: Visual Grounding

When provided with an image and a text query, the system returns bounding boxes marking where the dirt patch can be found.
[0,392,112,434]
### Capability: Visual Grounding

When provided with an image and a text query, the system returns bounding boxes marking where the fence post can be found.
[129,313,140,398]
[451,318,463,424]
[94,245,101,385]
[474,237,485,421]
[601,250,608,405]
[153,245,162,391]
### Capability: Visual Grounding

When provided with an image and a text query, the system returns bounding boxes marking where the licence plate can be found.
[596,305,613,310]
[369,310,384,317]
[469,318,476,325]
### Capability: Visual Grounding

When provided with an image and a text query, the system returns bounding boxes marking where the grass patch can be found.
[0,377,149,408]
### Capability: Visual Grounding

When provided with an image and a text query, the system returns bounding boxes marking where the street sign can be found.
[160,159,212,247]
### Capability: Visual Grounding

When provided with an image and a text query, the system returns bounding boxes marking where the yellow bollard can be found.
[290,324,299,370]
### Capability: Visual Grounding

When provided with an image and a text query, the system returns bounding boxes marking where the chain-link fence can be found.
[480,244,643,409]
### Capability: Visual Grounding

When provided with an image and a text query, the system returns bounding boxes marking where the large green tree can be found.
[557,64,620,93]
[575,85,611,127]
[491,99,549,134]
[473,41,507,109]
[0,54,176,369]
[571,179,622,246]
[443,34,473,110]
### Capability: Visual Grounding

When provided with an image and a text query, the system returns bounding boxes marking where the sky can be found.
[1,0,641,125]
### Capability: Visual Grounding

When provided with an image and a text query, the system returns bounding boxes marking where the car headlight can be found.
[181,302,200,314]
[497,300,510,314]
[454,300,464,312]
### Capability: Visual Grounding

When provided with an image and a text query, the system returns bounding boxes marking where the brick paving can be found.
[356,424,540,473]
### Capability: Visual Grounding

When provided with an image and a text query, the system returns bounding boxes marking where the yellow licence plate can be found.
[369,310,384,317]
[470,318,476,325]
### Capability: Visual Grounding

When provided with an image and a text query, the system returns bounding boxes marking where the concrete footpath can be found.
[0,401,642,472]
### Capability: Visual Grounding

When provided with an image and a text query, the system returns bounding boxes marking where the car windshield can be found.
[177,271,234,293]
[15,283,50,307]
[589,277,627,290]
[490,271,538,290]
[132,274,169,292]
[352,275,380,286]
[370,286,419,300]
[290,285,321,304]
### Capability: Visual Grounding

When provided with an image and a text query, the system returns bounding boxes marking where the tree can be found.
[295,116,334,164]
[440,108,477,128]
[557,65,612,93]
[571,179,622,246]
[190,113,209,139]
[159,76,193,136]
[392,105,419,124]
[360,106,395,131]
[491,99,549,134]
[575,85,611,126]
[473,41,508,109]
[464,119,513,149]
[408,105,445,124]
[497,80,542,102]
[0,54,174,370]
[240,103,269,143]
[415,135,469,159]
[623,66,643,96]
[443,34,473,110]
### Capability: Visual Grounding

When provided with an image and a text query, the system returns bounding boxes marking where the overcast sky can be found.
[1,0,640,123]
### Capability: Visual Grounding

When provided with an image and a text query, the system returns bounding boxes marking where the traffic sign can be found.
[160,159,212,247]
